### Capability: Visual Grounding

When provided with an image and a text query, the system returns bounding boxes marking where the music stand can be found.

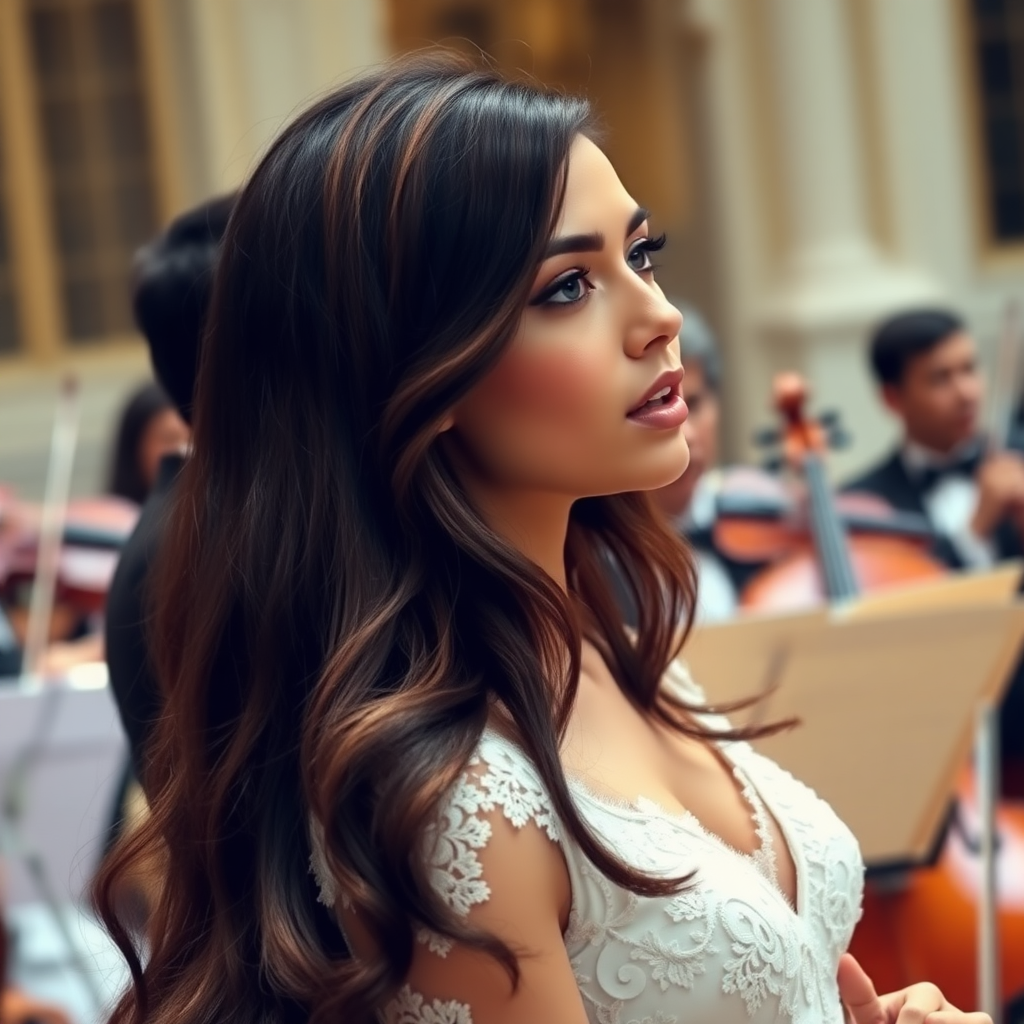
[683,572,1024,1020]
[0,669,128,1018]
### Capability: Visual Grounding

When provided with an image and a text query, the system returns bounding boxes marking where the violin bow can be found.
[975,298,1022,1016]
[986,297,1023,452]
[20,375,80,680]
[1,374,107,1012]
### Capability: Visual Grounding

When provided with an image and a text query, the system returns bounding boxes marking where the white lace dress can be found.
[310,661,865,1024]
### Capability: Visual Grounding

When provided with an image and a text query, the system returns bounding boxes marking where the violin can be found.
[0,490,138,619]
[711,465,940,585]
[0,377,138,668]
[738,373,1024,1012]
[712,378,944,607]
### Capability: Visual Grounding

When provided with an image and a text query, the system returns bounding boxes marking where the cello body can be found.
[849,767,1024,1010]
[734,375,1024,1010]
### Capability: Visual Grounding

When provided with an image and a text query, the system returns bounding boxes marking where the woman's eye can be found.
[626,233,666,274]
[627,241,655,273]
[542,271,590,306]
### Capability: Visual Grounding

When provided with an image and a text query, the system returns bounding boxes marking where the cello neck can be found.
[802,452,859,601]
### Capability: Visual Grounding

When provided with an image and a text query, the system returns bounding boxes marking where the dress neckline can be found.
[479,727,805,919]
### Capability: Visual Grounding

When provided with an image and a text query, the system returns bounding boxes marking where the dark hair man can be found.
[105,194,235,782]
[845,307,1024,764]
[844,308,1024,569]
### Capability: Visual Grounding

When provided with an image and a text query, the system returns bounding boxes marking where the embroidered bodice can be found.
[310,660,864,1024]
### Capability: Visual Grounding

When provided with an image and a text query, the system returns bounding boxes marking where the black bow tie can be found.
[914,451,983,492]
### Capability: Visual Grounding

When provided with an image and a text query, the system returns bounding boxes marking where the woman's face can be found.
[138,408,191,492]
[448,135,688,503]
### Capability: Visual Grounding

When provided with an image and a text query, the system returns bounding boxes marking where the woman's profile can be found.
[94,52,988,1024]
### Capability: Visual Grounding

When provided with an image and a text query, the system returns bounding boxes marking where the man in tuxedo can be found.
[845,307,1024,764]
[845,308,1024,570]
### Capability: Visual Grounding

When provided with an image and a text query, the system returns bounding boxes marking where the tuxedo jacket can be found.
[843,447,1024,758]
[842,448,1024,570]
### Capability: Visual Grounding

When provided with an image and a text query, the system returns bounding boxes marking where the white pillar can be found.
[754,0,940,477]
[180,0,388,196]
[759,0,938,328]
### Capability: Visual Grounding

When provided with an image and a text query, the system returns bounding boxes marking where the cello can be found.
[725,373,1024,1013]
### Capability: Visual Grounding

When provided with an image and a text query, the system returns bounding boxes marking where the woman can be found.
[108,382,190,506]
[94,54,986,1024]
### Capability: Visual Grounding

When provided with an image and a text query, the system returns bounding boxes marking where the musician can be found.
[31,382,192,679]
[843,308,1024,569]
[104,194,234,783]
[845,307,1024,761]
[648,303,763,622]
[107,382,190,507]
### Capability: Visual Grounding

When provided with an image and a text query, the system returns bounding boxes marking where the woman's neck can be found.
[465,483,573,591]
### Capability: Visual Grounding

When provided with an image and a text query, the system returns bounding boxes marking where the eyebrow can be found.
[544,206,649,259]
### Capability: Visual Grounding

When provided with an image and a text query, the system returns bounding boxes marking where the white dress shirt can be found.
[900,438,994,568]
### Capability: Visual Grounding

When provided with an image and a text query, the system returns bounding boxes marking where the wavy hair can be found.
[92,52,751,1024]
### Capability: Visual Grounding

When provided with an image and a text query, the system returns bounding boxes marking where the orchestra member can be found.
[35,383,191,678]
[93,54,990,1024]
[648,302,758,621]
[844,308,1024,569]
[845,307,1024,762]
[107,382,190,507]
[104,194,234,783]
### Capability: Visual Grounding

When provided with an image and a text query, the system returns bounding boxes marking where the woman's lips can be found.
[629,368,684,412]
[626,392,689,429]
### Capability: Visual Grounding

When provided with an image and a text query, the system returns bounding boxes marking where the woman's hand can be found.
[838,953,993,1024]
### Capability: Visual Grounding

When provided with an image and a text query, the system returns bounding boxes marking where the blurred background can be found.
[1,0,1022,490]
[1,1,1024,1021]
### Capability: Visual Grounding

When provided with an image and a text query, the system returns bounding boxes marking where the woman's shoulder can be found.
[308,728,564,927]
[456,729,562,840]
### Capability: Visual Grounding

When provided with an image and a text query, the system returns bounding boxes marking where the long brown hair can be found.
[94,52,742,1024]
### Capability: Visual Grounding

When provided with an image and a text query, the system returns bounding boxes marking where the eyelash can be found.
[531,233,668,308]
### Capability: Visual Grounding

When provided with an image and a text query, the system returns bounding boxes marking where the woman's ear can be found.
[437,413,456,434]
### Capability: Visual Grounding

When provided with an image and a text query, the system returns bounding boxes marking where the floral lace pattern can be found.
[309,660,864,1024]
[384,986,473,1024]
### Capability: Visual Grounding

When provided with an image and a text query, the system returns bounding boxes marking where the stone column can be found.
[760,0,935,323]
[755,0,940,475]
[180,0,388,195]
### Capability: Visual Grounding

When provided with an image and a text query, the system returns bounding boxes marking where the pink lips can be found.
[626,368,688,429]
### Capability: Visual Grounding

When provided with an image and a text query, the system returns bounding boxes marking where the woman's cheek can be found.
[483,343,616,429]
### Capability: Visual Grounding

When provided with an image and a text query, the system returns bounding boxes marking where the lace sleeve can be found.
[663,656,708,704]
[416,732,562,956]
[311,733,587,1024]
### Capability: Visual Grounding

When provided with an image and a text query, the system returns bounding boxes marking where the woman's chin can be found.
[636,446,692,493]
[596,461,693,498]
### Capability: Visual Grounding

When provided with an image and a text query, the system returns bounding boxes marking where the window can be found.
[967,0,1024,244]
[0,0,164,356]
